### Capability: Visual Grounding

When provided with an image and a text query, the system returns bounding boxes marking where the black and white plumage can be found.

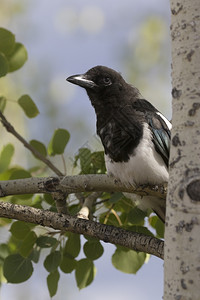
[67,66,171,222]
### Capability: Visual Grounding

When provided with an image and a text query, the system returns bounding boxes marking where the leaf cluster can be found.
[0,28,27,77]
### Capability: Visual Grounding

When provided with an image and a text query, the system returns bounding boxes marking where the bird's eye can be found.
[103,77,112,85]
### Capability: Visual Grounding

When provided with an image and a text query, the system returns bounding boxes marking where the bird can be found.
[66,66,171,222]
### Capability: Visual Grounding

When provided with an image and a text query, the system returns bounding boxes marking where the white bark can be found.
[164,1,200,299]
[0,175,166,198]
[77,192,102,219]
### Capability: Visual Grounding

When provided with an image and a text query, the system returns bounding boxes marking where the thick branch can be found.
[0,201,164,259]
[0,175,167,198]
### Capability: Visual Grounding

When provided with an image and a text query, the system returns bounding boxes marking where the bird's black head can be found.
[66,66,138,110]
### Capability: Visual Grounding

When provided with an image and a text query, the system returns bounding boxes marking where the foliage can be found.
[0,28,27,77]
[48,128,70,156]
[0,28,164,297]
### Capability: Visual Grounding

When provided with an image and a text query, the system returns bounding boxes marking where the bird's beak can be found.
[66,74,97,89]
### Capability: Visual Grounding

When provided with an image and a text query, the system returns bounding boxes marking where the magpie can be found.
[67,66,171,222]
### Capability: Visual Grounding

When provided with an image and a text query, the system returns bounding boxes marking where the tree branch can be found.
[0,175,167,198]
[52,192,68,214]
[77,191,102,219]
[0,201,164,259]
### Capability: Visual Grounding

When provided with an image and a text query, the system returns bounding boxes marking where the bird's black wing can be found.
[147,112,171,167]
[132,99,171,167]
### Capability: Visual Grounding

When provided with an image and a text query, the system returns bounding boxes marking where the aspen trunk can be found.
[164,0,200,299]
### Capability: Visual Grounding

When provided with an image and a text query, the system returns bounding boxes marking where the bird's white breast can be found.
[105,123,169,186]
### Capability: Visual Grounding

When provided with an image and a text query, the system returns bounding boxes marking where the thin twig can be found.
[61,154,67,175]
[95,198,110,206]
[0,111,63,176]
[0,111,68,213]
[104,203,115,224]
[111,208,123,226]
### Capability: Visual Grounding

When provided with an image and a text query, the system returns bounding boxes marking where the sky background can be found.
[0,0,171,299]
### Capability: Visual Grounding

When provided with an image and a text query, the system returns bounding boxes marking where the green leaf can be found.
[0,28,15,55]
[3,254,33,283]
[11,194,33,202]
[127,207,147,225]
[99,211,121,227]
[0,96,6,112]
[74,149,106,174]
[75,148,91,174]
[112,196,133,213]
[44,251,61,273]
[31,195,43,208]
[83,241,104,260]
[28,165,41,173]
[75,259,96,289]
[0,218,12,227]
[43,194,54,206]
[83,235,98,242]
[19,231,37,257]
[0,169,14,180]
[29,139,47,158]
[6,235,22,254]
[60,254,76,273]
[68,204,80,216]
[90,151,106,173]
[10,221,30,240]
[7,42,28,72]
[149,215,165,238]
[47,269,60,297]
[18,94,39,118]
[0,52,9,77]
[36,236,57,248]
[9,168,31,179]
[0,144,14,173]
[48,128,70,156]
[0,244,10,261]
[0,167,31,181]
[64,233,80,258]
[112,248,146,274]
[29,248,40,263]
[109,192,124,204]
